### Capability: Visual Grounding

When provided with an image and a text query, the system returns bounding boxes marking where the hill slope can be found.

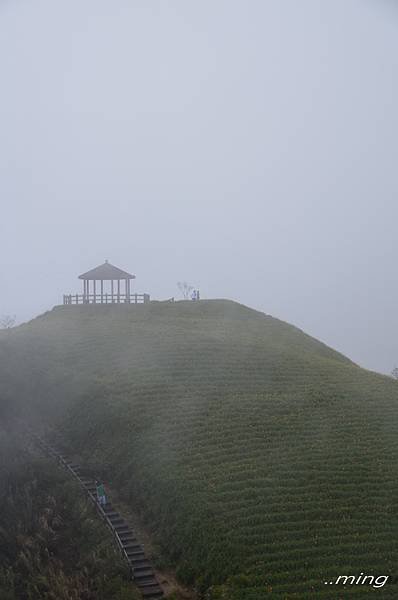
[1,300,398,598]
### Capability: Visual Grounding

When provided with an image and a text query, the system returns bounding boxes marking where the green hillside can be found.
[1,300,398,598]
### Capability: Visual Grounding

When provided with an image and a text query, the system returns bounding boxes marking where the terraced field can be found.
[1,300,398,598]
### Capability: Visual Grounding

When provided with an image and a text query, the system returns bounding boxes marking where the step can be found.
[135,579,158,589]
[116,531,134,539]
[133,569,155,579]
[117,529,135,537]
[126,550,145,560]
[114,524,131,532]
[126,549,144,558]
[134,572,154,582]
[106,517,127,529]
[130,559,151,569]
[124,541,143,549]
[128,555,146,564]
[118,535,137,543]
[108,513,124,521]
[134,569,155,579]
[123,542,143,552]
[140,590,163,599]
[112,524,130,533]
[136,578,159,586]
[139,582,163,595]
[108,516,124,525]
[104,511,119,519]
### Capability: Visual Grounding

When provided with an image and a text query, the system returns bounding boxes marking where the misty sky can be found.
[1,0,398,374]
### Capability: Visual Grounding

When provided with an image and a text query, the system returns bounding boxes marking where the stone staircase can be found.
[32,433,164,599]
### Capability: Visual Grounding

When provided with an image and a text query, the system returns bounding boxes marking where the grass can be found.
[1,299,398,598]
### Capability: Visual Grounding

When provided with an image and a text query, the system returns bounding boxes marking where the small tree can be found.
[177,281,194,300]
[391,367,398,380]
[0,315,16,329]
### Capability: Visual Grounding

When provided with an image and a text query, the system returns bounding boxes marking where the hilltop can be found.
[1,300,398,598]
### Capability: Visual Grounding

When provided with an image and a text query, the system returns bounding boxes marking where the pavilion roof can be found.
[78,261,136,280]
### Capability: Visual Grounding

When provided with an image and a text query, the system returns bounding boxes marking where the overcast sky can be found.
[1,0,398,374]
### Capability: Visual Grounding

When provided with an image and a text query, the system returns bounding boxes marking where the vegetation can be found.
[0,315,16,329]
[1,299,398,598]
[0,430,139,600]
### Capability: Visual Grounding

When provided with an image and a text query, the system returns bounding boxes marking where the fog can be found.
[1,0,398,374]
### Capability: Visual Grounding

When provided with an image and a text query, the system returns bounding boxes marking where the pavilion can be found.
[63,261,150,305]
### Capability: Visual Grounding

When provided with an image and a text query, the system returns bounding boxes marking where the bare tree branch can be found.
[177,282,194,300]
[0,315,16,329]
[391,367,398,380]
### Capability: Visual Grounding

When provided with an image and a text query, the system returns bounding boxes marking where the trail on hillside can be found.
[32,428,196,600]
[0,424,139,600]
[32,432,165,600]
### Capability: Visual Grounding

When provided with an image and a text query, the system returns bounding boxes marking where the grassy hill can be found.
[1,299,398,598]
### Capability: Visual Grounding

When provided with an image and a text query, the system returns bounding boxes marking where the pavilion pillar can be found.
[86,280,90,303]
[101,279,104,304]
[93,280,96,303]
[117,279,120,303]
[126,278,130,303]
[111,280,114,302]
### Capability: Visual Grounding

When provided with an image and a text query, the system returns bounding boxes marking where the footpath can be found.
[31,432,164,599]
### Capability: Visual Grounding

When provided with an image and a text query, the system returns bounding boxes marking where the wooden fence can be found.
[63,293,150,305]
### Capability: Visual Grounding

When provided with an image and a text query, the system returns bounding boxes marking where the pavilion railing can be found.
[63,293,150,305]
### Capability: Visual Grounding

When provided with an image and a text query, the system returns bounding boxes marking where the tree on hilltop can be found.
[177,281,194,300]
[0,315,16,329]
